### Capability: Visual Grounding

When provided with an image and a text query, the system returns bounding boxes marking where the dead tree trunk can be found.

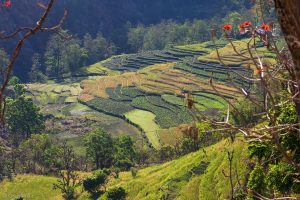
[274,0,300,120]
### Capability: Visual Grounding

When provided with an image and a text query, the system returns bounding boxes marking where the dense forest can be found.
[0,0,251,80]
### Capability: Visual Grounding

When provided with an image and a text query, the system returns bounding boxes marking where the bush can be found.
[248,141,273,163]
[231,99,260,126]
[130,167,138,178]
[157,145,176,162]
[110,167,120,179]
[114,159,134,171]
[247,164,266,193]
[98,187,126,200]
[107,187,126,200]
[83,170,108,194]
[266,162,295,193]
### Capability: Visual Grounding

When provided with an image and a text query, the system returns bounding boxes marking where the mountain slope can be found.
[103,137,248,200]
[25,41,251,150]
[24,39,276,151]
[0,137,249,200]
[0,0,251,79]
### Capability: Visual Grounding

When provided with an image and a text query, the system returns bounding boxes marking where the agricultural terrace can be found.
[125,109,161,149]
[26,83,82,105]
[26,41,255,149]
[198,40,276,69]
[80,63,241,101]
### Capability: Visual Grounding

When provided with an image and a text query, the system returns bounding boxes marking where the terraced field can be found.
[125,109,161,149]
[27,83,82,105]
[26,40,262,149]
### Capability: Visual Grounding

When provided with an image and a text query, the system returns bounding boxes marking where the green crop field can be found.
[85,97,135,116]
[193,92,227,110]
[125,109,161,149]
[131,96,193,128]
[24,41,254,150]
[162,94,186,107]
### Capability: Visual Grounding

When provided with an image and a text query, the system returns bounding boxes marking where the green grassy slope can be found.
[0,175,60,200]
[0,138,248,200]
[107,137,248,200]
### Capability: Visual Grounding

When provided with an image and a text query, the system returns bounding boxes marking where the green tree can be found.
[83,170,109,195]
[8,76,20,86]
[247,164,266,193]
[187,20,209,42]
[45,34,69,79]
[83,33,116,64]
[127,24,146,52]
[18,134,51,173]
[84,129,114,169]
[53,142,80,200]
[45,32,88,79]
[99,187,126,200]
[113,135,136,170]
[28,53,47,83]
[266,162,297,193]
[64,38,88,74]
[5,85,44,146]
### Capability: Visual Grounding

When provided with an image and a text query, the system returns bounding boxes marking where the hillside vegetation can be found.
[25,39,274,151]
[0,137,248,200]
[1,0,250,79]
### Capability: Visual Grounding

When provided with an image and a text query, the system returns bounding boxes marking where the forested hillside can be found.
[0,0,250,80]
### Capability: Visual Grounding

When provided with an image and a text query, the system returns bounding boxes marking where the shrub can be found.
[247,164,266,193]
[130,167,138,178]
[107,187,126,200]
[98,187,126,200]
[110,167,120,179]
[231,99,260,126]
[114,159,134,171]
[83,170,108,194]
[266,162,295,193]
[248,141,273,163]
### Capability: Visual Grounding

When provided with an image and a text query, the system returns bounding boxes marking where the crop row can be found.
[145,96,180,112]
[106,85,132,101]
[121,87,146,98]
[174,62,230,81]
[100,47,207,73]
[192,93,226,110]
[86,97,134,116]
[131,96,193,128]
[174,62,251,87]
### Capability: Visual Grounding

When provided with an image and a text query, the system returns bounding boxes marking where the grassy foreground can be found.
[107,137,248,200]
[0,175,60,200]
[0,137,248,200]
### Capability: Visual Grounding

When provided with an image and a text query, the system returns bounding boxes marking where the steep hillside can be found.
[0,0,251,79]
[25,39,274,151]
[0,137,249,200]
[104,138,248,200]
[1,0,250,34]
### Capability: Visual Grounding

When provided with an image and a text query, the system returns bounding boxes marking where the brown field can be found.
[79,63,240,102]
